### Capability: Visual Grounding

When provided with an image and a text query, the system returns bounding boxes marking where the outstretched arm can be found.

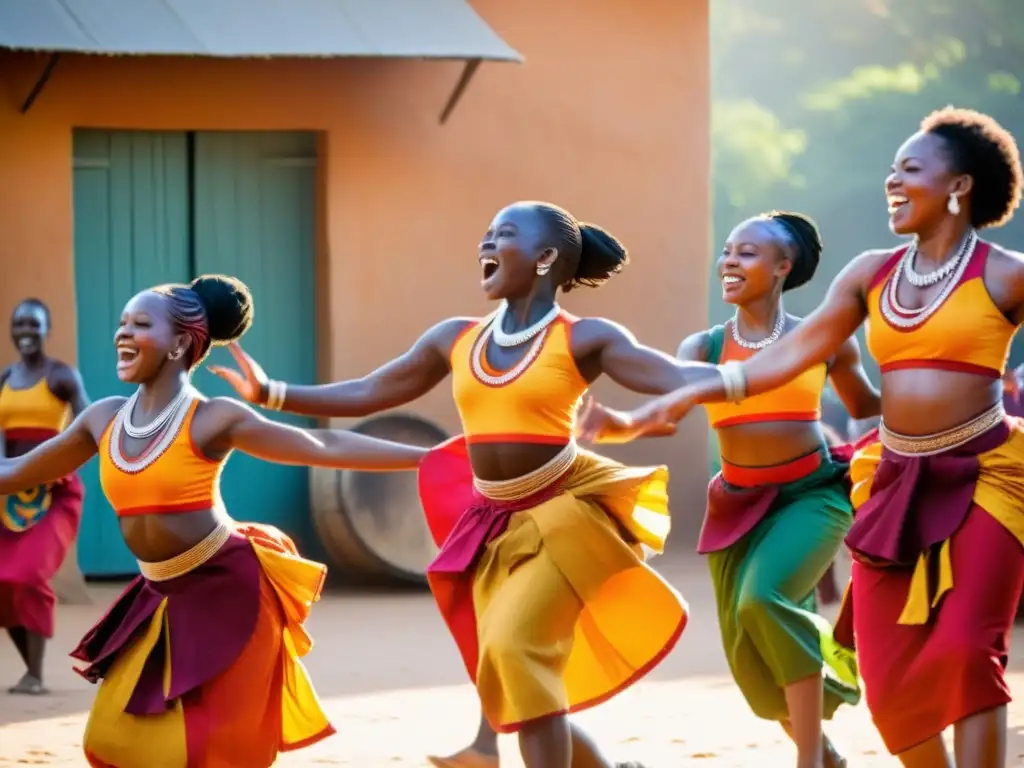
[575,327,713,444]
[827,336,881,420]
[209,318,472,419]
[608,252,881,430]
[207,399,429,470]
[0,400,112,493]
[572,319,720,394]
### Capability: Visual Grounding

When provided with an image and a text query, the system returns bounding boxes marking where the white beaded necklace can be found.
[902,230,975,287]
[731,309,786,350]
[470,318,550,387]
[491,300,561,348]
[122,386,193,439]
[109,389,195,474]
[881,231,977,329]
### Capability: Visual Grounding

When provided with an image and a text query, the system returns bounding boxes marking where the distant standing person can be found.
[0,299,89,695]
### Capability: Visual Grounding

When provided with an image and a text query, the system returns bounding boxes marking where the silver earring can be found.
[168,350,182,361]
[536,263,551,276]
[947,193,961,215]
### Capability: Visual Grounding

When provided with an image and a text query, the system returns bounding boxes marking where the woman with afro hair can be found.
[580,107,1024,767]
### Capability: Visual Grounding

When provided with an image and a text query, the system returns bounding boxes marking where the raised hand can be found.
[208,343,270,405]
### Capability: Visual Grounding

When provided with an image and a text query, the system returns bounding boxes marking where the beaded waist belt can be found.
[137,523,232,582]
[473,441,578,502]
[879,402,1005,457]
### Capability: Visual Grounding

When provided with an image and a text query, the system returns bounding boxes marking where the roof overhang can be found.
[0,0,522,121]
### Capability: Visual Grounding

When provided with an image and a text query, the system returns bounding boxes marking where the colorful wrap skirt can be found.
[419,436,687,733]
[837,407,1024,754]
[0,473,84,638]
[699,448,860,722]
[71,522,334,767]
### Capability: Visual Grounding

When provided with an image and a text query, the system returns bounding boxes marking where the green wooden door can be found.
[189,132,318,548]
[72,130,191,575]
[72,130,317,576]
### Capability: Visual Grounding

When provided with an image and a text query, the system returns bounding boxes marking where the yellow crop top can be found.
[866,241,1016,378]
[449,312,587,444]
[704,324,826,429]
[100,399,226,516]
[0,378,71,440]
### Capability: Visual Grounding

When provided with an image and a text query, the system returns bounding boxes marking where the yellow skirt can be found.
[422,437,687,731]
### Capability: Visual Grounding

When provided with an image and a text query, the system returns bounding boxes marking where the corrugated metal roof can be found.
[0,0,521,61]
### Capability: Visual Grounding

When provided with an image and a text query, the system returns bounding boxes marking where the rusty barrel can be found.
[310,413,448,586]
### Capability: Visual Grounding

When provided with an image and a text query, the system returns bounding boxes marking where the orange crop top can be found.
[100,399,226,516]
[704,324,826,429]
[449,312,587,444]
[866,241,1016,378]
[0,378,71,441]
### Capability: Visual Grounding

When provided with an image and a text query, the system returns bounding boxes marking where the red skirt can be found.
[852,506,1024,754]
[0,474,83,637]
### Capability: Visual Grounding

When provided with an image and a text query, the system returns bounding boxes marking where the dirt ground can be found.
[3,552,1024,766]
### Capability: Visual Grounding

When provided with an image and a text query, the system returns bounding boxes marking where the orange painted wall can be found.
[0,0,710,542]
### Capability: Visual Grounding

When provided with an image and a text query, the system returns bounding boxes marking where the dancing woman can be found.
[583,212,879,768]
[210,200,715,768]
[0,299,89,695]
[0,275,430,767]
[584,108,1024,768]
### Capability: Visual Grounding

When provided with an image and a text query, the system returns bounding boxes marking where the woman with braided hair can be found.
[581,211,881,768]
[586,107,1024,767]
[0,275,433,766]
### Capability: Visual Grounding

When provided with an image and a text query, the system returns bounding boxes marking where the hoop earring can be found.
[947,193,961,216]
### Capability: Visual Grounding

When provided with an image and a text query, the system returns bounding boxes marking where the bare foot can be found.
[7,673,48,695]
[426,747,499,768]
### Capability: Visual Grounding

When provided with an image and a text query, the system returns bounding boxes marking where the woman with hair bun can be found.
[594,108,1024,767]
[581,211,880,768]
[0,274,432,766]
[210,200,720,767]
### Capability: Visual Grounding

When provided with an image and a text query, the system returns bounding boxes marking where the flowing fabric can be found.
[0,475,83,637]
[72,523,333,767]
[840,422,1024,754]
[702,452,860,721]
[420,436,686,732]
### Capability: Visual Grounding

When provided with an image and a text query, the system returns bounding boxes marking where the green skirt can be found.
[704,457,861,721]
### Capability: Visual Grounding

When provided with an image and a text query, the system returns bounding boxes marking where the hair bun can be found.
[565,222,629,292]
[189,274,254,344]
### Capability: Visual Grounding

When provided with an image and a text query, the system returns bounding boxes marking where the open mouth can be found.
[116,345,139,372]
[887,194,909,215]
[480,256,499,283]
[15,337,38,352]
[721,274,745,287]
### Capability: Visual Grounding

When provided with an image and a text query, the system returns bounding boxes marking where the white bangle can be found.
[717,361,747,403]
[265,380,287,411]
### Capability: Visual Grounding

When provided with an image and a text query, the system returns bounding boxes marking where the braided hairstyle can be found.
[531,202,630,292]
[755,210,823,293]
[920,106,1023,229]
[152,274,254,369]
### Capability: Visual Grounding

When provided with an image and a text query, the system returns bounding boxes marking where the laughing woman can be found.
[581,211,879,768]
[0,299,89,695]
[0,275,430,767]
[208,200,722,768]
[587,108,1024,768]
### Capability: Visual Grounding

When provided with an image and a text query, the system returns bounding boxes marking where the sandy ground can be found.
[2,552,1024,766]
